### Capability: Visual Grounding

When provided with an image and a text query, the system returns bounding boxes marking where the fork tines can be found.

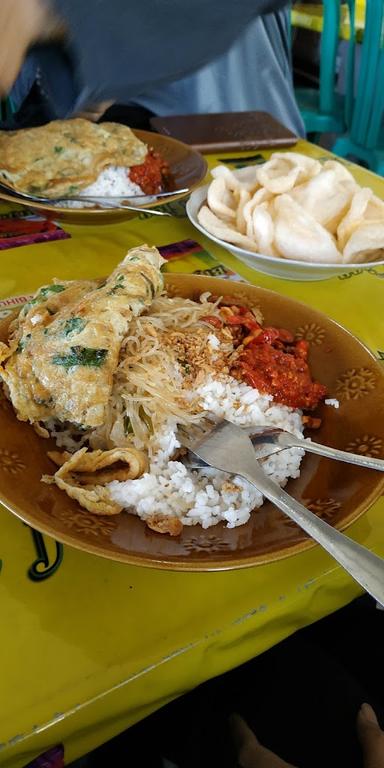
[177,416,218,449]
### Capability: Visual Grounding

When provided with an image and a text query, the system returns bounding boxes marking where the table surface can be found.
[292,2,365,41]
[1,140,384,768]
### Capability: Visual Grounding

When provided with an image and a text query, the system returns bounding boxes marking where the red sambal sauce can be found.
[129,147,174,195]
[203,304,327,411]
[235,340,327,410]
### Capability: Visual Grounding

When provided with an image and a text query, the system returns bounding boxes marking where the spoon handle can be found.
[242,461,384,605]
[286,435,384,471]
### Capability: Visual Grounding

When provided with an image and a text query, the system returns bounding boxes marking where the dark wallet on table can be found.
[150,111,298,153]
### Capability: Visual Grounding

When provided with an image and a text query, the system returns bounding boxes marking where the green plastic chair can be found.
[0,96,16,123]
[295,0,354,134]
[332,0,384,174]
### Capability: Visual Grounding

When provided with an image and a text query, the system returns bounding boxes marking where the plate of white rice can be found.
[108,378,305,532]
[0,273,383,570]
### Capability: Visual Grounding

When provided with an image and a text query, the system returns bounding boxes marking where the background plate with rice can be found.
[0,127,207,224]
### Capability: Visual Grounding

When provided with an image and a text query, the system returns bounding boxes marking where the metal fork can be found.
[182,424,384,471]
[177,418,384,605]
[0,182,187,214]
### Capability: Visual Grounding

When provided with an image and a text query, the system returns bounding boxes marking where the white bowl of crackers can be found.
[186,152,384,281]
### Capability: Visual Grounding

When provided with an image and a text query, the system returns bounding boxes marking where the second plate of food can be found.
[0,119,207,224]
[0,255,383,570]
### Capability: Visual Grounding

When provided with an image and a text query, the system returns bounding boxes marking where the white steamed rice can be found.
[81,166,143,196]
[59,166,144,208]
[108,374,306,529]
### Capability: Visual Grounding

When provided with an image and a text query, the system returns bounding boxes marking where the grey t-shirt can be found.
[51,0,291,109]
[129,10,304,136]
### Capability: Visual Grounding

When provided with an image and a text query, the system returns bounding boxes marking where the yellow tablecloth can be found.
[1,140,383,768]
[291,3,365,41]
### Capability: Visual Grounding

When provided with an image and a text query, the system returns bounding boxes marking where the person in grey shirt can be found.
[0,0,297,127]
[128,10,304,136]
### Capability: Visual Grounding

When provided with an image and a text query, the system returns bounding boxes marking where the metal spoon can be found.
[178,418,384,606]
[182,425,384,471]
[69,199,172,215]
[0,182,188,213]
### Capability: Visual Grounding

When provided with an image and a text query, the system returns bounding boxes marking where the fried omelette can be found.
[0,118,148,198]
[0,245,165,428]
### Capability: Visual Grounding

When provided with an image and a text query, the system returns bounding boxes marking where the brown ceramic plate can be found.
[0,274,383,570]
[0,130,207,225]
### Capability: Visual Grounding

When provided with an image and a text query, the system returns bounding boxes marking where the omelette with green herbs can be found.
[0,118,148,198]
[0,246,164,429]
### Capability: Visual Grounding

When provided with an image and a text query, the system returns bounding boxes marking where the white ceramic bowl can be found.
[187,184,384,282]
